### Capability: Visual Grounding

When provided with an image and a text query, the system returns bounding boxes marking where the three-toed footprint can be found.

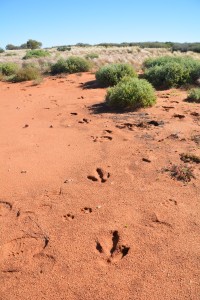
[87,168,110,183]
[96,230,130,264]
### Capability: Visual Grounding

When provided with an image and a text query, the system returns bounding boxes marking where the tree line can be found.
[5,39,42,50]
[1,40,200,54]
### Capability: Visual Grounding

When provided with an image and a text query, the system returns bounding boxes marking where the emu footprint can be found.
[87,168,110,183]
[96,230,130,264]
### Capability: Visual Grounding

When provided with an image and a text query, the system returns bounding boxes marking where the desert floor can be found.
[0,72,200,300]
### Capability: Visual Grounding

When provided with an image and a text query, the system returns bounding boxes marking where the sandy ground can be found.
[0,72,200,300]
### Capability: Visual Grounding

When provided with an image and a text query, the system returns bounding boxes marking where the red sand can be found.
[0,73,200,299]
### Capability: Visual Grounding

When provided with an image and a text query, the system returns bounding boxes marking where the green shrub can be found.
[65,56,91,73]
[106,77,156,110]
[85,53,99,60]
[145,62,190,88]
[13,66,41,82]
[51,56,91,74]
[23,49,50,59]
[96,63,137,87]
[57,46,71,51]
[0,48,4,53]
[143,56,180,69]
[0,62,19,76]
[51,59,68,74]
[144,56,200,88]
[187,88,200,103]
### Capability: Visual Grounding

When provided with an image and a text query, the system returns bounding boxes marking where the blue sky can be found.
[1,0,200,48]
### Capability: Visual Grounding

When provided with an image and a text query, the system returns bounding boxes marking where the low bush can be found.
[65,56,91,73]
[0,62,19,76]
[85,53,99,60]
[0,48,4,53]
[143,56,178,69]
[51,59,67,74]
[51,56,91,74]
[57,46,71,51]
[187,88,200,103]
[144,56,200,88]
[145,62,190,88]
[96,63,137,87]
[23,49,50,59]
[13,66,41,82]
[105,77,156,110]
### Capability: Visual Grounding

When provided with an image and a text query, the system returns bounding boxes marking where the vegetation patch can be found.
[85,53,99,60]
[191,135,200,145]
[57,46,71,51]
[51,56,91,75]
[144,56,200,88]
[165,164,195,182]
[105,77,156,110]
[96,63,137,87]
[12,65,41,82]
[23,49,50,59]
[0,62,19,76]
[180,153,200,163]
[187,88,200,103]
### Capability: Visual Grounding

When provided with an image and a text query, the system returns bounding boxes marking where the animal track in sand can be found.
[18,214,50,250]
[145,213,172,229]
[92,135,113,142]
[33,253,56,274]
[0,211,50,271]
[173,114,186,119]
[116,120,164,130]
[63,213,75,221]
[87,168,110,183]
[78,118,90,124]
[0,235,47,271]
[96,230,130,264]
[162,199,178,207]
[0,200,12,217]
[81,207,92,214]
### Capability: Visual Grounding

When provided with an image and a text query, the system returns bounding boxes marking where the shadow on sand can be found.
[80,80,105,90]
[88,103,135,115]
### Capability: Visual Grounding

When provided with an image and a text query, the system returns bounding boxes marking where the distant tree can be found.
[26,39,42,49]
[0,47,4,53]
[20,43,28,49]
[6,44,19,50]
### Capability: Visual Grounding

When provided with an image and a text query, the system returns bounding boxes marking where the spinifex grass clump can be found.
[187,88,200,103]
[85,53,99,60]
[0,62,19,76]
[13,65,41,82]
[105,77,156,110]
[95,63,137,87]
[143,56,200,88]
[23,49,50,59]
[51,56,91,75]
